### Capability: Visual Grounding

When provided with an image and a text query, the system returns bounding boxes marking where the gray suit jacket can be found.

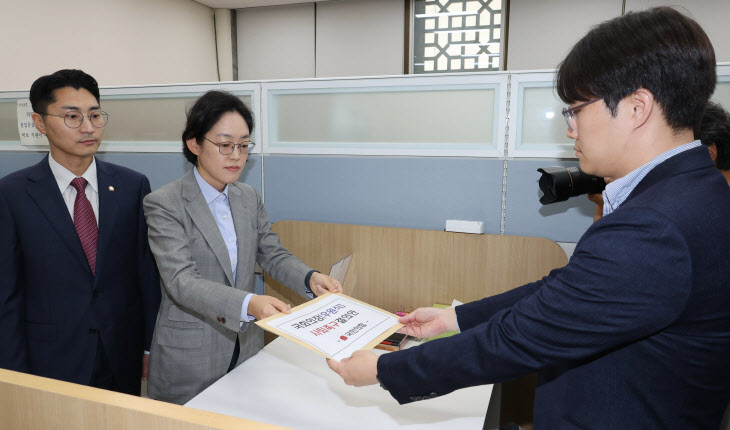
[144,169,311,404]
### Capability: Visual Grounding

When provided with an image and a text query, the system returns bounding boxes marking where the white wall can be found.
[237,3,316,80]
[236,0,404,80]
[506,0,622,70]
[507,0,730,71]
[624,0,730,63]
[234,0,729,80]
[315,0,404,78]
[0,0,218,91]
[3,1,726,89]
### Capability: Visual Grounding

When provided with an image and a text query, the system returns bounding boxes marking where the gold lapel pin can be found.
[108,186,115,192]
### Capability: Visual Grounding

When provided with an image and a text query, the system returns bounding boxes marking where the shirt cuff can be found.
[241,293,255,323]
[304,269,319,299]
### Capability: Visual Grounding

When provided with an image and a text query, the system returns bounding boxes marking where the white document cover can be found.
[256,293,402,361]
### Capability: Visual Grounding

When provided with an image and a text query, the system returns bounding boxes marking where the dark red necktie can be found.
[71,177,98,275]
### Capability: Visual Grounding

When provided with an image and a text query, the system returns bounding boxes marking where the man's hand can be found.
[586,191,604,206]
[248,295,291,320]
[309,272,343,296]
[142,354,149,381]
[587,192,604,222]
[398,307,458,339]
[588,177,613,222]
[326,350,379,387]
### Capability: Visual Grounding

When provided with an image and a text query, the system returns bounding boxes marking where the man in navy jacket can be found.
[328,7,730,429]
[0,70,160,395]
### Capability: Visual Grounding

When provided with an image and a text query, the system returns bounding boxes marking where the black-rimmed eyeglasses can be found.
[44,111,108,128]
[561,99,602,131]
[203,137,256,155]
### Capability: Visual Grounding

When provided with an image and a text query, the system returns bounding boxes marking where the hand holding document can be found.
[398,306,458,339]
[308,271,343,296]
[398,299,463,341]
[248,295,292,320]
[326,350,380,387]
[256,293,403,362]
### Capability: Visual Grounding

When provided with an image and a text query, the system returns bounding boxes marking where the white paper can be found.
[265,294,399,361]
[16,99,48,146]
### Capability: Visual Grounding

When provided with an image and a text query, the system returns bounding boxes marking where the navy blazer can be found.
[378,147,730,429]
[0,156,160,395]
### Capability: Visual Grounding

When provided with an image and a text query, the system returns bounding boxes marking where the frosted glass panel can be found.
[518,85,572,148]
[711,80,730,108]
[270,88,496,148]
[0,93,252,152]
[0,100,17,141]
[103,94,252,141]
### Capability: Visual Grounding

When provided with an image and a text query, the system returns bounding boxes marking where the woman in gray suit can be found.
[144,91,342,404]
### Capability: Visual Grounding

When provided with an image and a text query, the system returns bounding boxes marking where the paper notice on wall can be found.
[17,99,48,146]
[256,293,403,362]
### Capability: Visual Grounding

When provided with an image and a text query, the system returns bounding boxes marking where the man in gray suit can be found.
[144,91,342,404]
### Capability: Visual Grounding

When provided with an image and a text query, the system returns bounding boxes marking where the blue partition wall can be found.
[0,152,263,197]
[263,155,506,232]
[263,155,596,244]
[100,153,263,194]
[0,151,595,245]
[504,159,595,243]
[0,152,47,177]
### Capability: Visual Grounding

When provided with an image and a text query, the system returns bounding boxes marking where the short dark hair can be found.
[556,7,716,131]
[182,90,254,165]
[697,102,730,171]
[29,69,101,114]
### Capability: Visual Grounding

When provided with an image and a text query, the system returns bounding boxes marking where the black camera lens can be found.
[537,167,606,205]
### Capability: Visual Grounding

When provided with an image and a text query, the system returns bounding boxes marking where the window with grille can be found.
[413,0,504,74]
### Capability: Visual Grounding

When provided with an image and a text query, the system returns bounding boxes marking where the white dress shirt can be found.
[48,153,99,224]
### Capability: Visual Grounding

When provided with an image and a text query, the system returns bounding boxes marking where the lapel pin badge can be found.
[108,186,115,192]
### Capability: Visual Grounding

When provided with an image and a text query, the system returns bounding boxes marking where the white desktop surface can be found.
[186,337,495,429]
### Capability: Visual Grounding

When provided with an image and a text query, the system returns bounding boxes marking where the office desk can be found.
[186,338,499,429]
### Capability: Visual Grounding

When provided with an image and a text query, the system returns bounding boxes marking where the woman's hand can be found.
[248,295,291,320]
[309,272,343,296]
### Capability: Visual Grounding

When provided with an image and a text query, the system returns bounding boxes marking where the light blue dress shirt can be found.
[193,167,254,323]
[602,140,700,217]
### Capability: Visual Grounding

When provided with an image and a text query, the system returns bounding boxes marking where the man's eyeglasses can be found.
[203,137,256,155]
[44,111,109,128]
[561,98,602,131]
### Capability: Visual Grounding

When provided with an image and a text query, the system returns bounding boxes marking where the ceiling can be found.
[192,0,330,8]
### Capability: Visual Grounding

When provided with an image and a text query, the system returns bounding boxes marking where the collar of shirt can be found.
[193,166,229,204]
[48,153,98,194]
[602,140,701,217]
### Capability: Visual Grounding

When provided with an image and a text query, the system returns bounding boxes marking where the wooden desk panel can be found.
[265,221,567,312]
[0,369,288,430]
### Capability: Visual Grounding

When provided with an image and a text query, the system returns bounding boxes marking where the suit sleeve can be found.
[456,269,560,331]
[144,190,246,334]
[137,176,161,351]
[0,187,28,372]
[377,207,692,404]
[252,188,311,298]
